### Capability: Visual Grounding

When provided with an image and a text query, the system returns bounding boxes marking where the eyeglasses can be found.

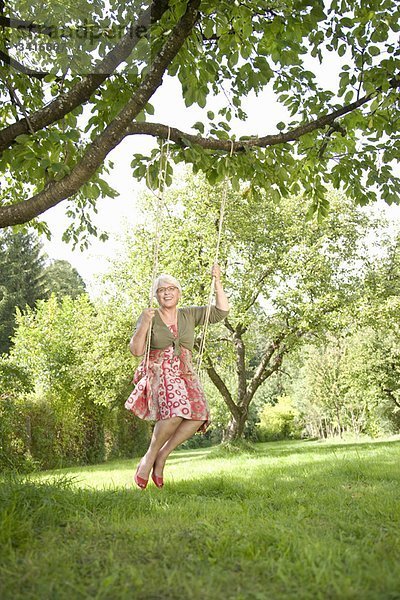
[157,286,178,294]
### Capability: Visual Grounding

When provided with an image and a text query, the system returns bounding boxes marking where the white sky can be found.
[41,56,400,295]
[42,75,290,293]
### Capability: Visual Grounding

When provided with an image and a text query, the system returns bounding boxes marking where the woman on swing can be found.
[125,264,229,489]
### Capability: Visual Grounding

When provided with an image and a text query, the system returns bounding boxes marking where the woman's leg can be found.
[153,419,205,477]
[137,416,183,479]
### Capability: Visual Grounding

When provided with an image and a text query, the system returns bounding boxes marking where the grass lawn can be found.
[1,437,400,600]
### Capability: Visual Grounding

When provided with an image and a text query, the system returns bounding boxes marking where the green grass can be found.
[1,437,400,600]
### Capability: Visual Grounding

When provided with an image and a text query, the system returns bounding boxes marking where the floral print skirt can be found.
[125,345,210,434]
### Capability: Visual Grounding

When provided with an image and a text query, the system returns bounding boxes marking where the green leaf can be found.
[135,111,146,123]
[193,122,205,134]
[145,103,155,115]
[340,17,354,27]
[368,46,381,57]
[174,1,187,20]
[203,19,214,39]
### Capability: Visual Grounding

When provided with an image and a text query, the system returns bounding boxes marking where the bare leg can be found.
[137,416,183,479]
[153,419,205,477]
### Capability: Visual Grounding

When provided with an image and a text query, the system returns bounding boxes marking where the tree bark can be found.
[206,323,289,441]
[0,0,169,153]
[123,92,377,151]
[223,411,248,441]
[0,0,201,227]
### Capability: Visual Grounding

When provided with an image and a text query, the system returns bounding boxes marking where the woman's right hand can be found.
[141,308,156,326]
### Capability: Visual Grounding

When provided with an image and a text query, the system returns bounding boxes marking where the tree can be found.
[352,230,400,425]
[276,226,400,439]
[8,294,150,467]
[290,327,400,439]
[0,231,86,353]
[0,0,398,240]
[104,172,378,440]
[0,229,47,353]
[43,259,86,298]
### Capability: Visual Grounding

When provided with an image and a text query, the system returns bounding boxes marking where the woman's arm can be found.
[129,308,156,356]
[212,264,229,312]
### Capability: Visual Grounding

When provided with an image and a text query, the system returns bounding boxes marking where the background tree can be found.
[104,172,380,440]
[43,259,86,298]
[0,230,86,353]
[261,228,400,440]
[0,0,398,240]
[0,355,34,471]
[6,294,150,469]
[0,229,47,353]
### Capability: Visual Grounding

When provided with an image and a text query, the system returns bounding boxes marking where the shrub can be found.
[257,396,302,441]
[0,357,36,472]
[104,406,151,459]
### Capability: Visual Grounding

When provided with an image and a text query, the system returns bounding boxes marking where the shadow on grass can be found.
[241,436,400,460]
[2,437,399,507]
[13,437,400,484]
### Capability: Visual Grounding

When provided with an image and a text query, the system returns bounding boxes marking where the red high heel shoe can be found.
[151,469,164,489]
[134,463,148,490]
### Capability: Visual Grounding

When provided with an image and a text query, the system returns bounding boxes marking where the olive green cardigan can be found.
[135,305,229,356]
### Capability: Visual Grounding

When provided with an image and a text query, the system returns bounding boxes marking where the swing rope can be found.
[195,141,233,375]
[144,126,171,373]
[143,135,232,377]
[196,179,229,375]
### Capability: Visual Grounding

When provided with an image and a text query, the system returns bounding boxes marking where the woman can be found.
[125,264,229,489]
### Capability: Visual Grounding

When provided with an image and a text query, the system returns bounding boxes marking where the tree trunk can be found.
[223,409,248,442]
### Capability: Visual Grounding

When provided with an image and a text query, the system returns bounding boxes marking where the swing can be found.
[142,133,231,376]
[144,126,172,375]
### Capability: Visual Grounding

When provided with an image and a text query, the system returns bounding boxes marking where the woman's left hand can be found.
[212,263,221,281]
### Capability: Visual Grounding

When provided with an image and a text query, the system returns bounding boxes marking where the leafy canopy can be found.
[0,0,398,241]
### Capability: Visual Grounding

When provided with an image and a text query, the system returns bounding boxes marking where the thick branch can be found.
[233,326,247,402]
[224,318,247,336]
[257,343,286,387]
[243,268,274,312]
[224,318,235,334]
[0,0,200,227]
[123,90,382,150]
[0,0,169,153]
[245,333,286,402]
[383,387,400,409]
[0,49,47,79]
[126,75,399,149]
[204,355,239,418]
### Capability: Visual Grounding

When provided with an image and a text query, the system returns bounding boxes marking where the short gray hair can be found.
[152,274,182,297]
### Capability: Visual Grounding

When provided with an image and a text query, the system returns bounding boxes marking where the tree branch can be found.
[224,318,247,336]
[122,88,388,151]
[224,318,235,334]
[5,80,34,132]
[0,49,48,79]
[383,386,400,409]
[0,0,169,154]
[257,343,287,387]
[243,268,274,312]
[0,0,201,227]
[233,326,247,402]
[0,15,54,36]
[245,333,286,402]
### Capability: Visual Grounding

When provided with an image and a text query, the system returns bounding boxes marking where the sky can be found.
[41,53,400,296]
[41,75,291,294]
